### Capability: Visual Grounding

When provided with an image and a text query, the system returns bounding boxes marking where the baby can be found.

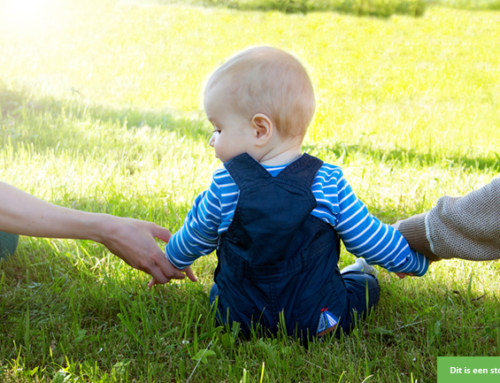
[157,46,428,340]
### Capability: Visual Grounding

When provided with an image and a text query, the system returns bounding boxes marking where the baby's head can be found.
[204,46,315,162]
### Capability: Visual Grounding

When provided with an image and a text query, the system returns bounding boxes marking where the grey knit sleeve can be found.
[396,177,500,261]
[397,213,440,261]
[425,177,500,261]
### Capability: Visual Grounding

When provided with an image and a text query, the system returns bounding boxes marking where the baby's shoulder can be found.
[211,167,236,188]
[315,162,344,183]
[213,167,229,178]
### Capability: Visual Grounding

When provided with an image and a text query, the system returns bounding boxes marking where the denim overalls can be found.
[209,153,379,340]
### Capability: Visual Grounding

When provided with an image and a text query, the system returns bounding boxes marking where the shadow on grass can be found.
[1,243,497,376]
[2,83,498,173]
[303,142,500,172]
[0,240,210,367]
[0,85,210,143]
[376,272,499,357]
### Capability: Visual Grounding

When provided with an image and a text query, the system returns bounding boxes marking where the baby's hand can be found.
[396,259,433,279]
[148,265,197,288]
[395,272,415,279]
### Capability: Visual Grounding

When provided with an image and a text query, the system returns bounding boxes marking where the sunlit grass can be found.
[0,0,498,381]
[1,2,497,157]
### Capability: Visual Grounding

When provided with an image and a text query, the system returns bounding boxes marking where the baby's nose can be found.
[209,134,215,147]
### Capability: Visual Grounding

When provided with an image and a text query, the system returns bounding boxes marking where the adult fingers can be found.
[148,277,170,288]
[152,225,172,244]
[154,255,186,280]
[145,260,172,284]
[184,266,198,282]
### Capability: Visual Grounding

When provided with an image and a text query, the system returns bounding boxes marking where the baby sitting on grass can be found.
[153,46,428,340]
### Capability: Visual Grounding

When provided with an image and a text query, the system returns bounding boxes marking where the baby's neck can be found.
[258,146,302,166]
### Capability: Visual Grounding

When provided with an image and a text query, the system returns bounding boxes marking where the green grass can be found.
[429,0,500,11]
[0,0,499,381]
[163,0,427,17]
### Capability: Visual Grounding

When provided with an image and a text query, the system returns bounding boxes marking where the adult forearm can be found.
[0,182,102,241]
[397,177,500,261]
[425,178,500,260]
[395,212,438,261]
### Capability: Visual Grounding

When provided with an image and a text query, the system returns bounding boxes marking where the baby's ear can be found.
[251,113,273,144]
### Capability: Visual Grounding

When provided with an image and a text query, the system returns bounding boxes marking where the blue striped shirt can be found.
[166,159,429,276]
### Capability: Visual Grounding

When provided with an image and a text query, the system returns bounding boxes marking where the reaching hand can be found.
[147,265,197,288]
[97,216,197,284]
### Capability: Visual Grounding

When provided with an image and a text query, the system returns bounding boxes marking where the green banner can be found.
[438,357,500,383]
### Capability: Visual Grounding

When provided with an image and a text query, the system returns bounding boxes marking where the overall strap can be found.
[223,153,271,190]
[224,153,323,190]
[276,153,323,188]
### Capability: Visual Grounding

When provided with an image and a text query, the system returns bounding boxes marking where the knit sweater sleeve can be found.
[398,177,500,261]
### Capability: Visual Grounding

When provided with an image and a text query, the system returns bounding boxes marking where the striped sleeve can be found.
[165,172,223,269]
[331,169,429,276]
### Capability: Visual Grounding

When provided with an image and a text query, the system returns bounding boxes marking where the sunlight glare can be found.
[1,0,56,30]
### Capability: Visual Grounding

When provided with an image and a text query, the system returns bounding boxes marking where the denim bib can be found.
[212,153,347,340]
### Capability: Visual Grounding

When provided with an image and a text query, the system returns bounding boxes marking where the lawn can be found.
[0,0,499,381]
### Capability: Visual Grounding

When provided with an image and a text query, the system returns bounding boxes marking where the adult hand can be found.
[96,215,196,284]
[147,265,197,288]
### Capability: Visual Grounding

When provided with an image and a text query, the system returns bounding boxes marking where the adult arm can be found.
[395,177,500,261]
[0,182,196,283]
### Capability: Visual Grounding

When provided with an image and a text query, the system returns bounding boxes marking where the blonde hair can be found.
[205,46,315,139]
